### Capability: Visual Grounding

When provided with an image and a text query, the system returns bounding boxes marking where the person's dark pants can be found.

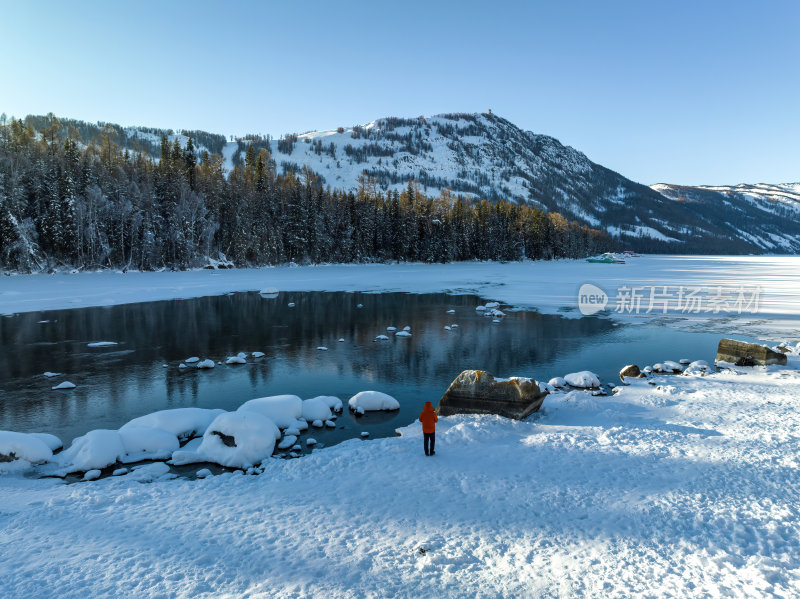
[424,432,435,455]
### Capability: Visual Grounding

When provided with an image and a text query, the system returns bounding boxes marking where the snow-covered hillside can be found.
[652,182,800,252]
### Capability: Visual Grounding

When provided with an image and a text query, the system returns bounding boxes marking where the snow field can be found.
[1,363,799,597]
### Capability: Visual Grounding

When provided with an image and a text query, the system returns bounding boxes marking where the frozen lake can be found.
[0,291,756,451]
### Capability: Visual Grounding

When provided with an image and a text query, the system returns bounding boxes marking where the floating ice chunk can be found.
[118,426,180,463]
[395,331,411,337]
[325,420,336,428]
[337,338,345,342]
[302,397,333,422]
[0,431,53,464]
[252,351,265,358]
[492,319,500,323]
[348,391,400,412]
[198,411,280,469]
[306,438,317,446]
[56,429,125,473]
[197,359,215,369]
[317,346,328,351]
[387,326,397,331]
[43,372,62,378]
[196,468,212,478]
[185,357,200,363]
[87,341,118,347]
[312,419,324,428]
[52,381,76,390]
[238,395,303,429]
[564,371,601,389]
[374,334,389,341]
[548,377,567,389]
[226,356,246,364]
[446,309,455,314]
[83,469,101,481]
[278,435,298,450]
[121,408,225,440]
[288,302,296,307]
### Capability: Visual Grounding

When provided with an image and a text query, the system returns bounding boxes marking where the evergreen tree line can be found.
[0,117,615,272]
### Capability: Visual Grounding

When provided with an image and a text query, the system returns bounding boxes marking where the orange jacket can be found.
[418,401,438,433]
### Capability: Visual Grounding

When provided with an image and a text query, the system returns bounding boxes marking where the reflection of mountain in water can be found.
[0,291,618,442]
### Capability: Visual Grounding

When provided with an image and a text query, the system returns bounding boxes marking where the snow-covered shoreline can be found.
[2,255,800,338]
[1,359,799,597]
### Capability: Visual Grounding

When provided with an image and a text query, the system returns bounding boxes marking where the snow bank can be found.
[56,429,125,473]
[348,391,400,414]
[197,411,280,469]
[0,431,53,464]
[238,395,303,429]
[564,371,601,388]
[121,408,225,440]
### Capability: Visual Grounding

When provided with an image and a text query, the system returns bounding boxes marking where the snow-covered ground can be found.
[1,359,799,597]
[2,255,799,338]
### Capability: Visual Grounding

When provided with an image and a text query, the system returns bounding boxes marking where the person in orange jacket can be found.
[418,401,438,456]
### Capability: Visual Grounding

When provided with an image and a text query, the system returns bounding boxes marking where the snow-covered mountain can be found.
[651,183,800,252]
[235,112,799,253]
[15,111,800,253]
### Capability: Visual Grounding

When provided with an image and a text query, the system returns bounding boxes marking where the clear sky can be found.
[1,0,798,185]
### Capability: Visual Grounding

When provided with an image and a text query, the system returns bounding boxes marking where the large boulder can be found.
[619,364,642,382]
[716,338,787,367]
[437,370,547,420]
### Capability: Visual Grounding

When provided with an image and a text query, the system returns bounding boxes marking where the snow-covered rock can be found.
[112,467,128,476]
[197,411,280,469]
[237,395,303,429]
[683,360,711,375]
[252,351,265,358]
[403,326,411,331]
[548,377,567,389]
[0,431,53,464]
[446,309,455,314]
[277,435,298,450]
[195,468,212,478]
[311,419,324,428]
[395,330,412,337]
[29,432,62,451]
[444,326,451,331]
[386,326,397,331]
[348,391,400,414]
[178,363,187,369]
[51,381,76,390]
[302,397,333,422]
[56,429,126,473]
[325,420,336,428]
[237,352,248,359]
[226,356,246,364]
[317,346,328,351]
[185,357,200,363]
[121,408,225,441]
[196,359,215,369]
[306,438,317,446]
[564,371,601,389]
[43,371,62,377]
[127,462,172,482]
[118,426,180,463]
[360,432,370,438]
[83,469,101,481]
[374,334,389,341]
[287,302,296,307]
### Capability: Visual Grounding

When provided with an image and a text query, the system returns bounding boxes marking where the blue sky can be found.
[1,0,798,185]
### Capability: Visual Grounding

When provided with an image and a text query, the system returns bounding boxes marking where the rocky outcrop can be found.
[619,364,643,382]
[716,338,787,367]
[436,370,547,420]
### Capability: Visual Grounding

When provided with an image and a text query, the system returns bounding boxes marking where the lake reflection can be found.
[0,291,735,448]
